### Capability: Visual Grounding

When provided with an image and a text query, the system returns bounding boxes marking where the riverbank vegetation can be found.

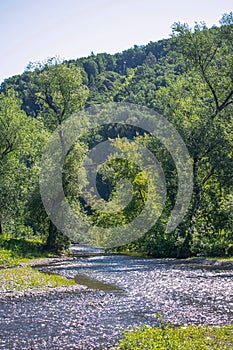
[0,237,53,267]
[0,237,75,293]
[114,324,233,349]
[0,13,232,258]
[0,266,75,293]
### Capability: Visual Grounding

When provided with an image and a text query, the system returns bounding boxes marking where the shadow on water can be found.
[1,250,232,350]
[74,273,122,291]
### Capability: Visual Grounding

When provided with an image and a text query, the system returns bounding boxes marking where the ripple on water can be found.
[0,254,232,349]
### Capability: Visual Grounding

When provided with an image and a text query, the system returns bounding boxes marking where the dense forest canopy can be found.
[0,13,232,257]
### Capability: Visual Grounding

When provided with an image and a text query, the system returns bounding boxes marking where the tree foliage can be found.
[0,90,47,235]
[0,14,232,256]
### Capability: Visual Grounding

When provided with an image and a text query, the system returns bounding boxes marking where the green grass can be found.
[0,237,55,267]
[204,257,233,261]
[0,266,75,293]
[0,238,75,293]
[0,249,24,266]
[114,324,233,350]
[188,256,233,262]
[0,237,48,257]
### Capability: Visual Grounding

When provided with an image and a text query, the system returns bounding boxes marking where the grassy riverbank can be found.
[0,266,75,293]
[114,324,233,349]
[1,237,232,295]
[0,237,56,267]
[113,249,233,264]
[0,237,76,294]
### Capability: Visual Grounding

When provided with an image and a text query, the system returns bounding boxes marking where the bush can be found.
[115,324,233,350]
[0,249,18,266]
[0,237,53,266]
[0,237,44,258]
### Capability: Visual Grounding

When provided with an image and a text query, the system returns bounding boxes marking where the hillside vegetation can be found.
[0,13,232,257]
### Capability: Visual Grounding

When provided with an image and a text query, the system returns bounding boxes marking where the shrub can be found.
[115,324,233,350]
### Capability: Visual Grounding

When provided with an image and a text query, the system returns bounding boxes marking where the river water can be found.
[0,253,232,349]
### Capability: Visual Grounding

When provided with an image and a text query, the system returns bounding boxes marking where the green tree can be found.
[82,59,99,81]
[154,15,233,256]
[0,90,46,235]
[30,58,89,251]
[31,58,89,130]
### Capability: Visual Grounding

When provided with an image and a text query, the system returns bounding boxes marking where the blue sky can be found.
[0,0,232,82]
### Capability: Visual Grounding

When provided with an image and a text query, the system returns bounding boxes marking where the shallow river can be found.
[0,253,232,349]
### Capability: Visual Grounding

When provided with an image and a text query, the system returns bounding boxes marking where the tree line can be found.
[0,13,232,257]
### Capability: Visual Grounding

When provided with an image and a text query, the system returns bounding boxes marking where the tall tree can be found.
[0,90,46,235]
[29,58,89,251]
[154,14,233,255]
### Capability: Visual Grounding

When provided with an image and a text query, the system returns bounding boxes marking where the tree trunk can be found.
[45,220,57,251]
[176,162,200,258]
[45,220,70,253]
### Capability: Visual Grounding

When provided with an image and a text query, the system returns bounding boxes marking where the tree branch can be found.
[36,94,60,117]
[201,167,215,186]
[199,64,220,116]
[219,89,233,112]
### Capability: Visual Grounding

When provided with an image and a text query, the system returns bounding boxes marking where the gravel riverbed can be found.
[0,254,232,350]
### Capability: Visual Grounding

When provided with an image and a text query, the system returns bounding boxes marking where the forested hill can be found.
[0,13,232,258]
[1,36,178,113]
